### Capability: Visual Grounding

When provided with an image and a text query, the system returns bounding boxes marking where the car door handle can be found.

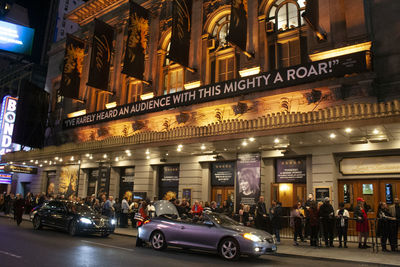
[181,226,185,229]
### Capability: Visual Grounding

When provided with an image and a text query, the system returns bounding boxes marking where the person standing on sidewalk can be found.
[319,197,335,247]
[14,194,25,226]
[269,200,282,244]
[290,203,303,246]
[120,197,129,227]
[355,197,370,249]
[256,196,268,231]
[308,201,319,247]
[335,202,349,248]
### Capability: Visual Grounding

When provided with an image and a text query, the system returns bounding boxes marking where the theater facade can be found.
[3,0,400,214]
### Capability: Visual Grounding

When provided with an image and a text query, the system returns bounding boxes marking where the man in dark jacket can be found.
[319,197,335,247]
[14,194,25,226]
[269,200,282,243]
[256,196,268,230]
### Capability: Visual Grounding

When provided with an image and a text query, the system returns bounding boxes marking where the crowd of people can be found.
[1,191,399,252]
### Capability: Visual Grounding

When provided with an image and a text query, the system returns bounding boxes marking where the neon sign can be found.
[0,173,12,184]
[0,96,18,156]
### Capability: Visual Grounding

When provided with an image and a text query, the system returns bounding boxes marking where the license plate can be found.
[272,245,277,251]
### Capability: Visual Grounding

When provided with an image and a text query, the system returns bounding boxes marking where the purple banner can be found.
[276,158,306,183]
[236,153,260,207]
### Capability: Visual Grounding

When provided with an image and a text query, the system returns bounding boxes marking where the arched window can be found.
[266,0,306,69]
[209,13,237,83]
[162,41,184,95]
[268,0,305,32]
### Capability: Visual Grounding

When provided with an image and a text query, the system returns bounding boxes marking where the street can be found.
[0,217,382,267]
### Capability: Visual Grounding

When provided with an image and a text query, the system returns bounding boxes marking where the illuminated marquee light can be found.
[0,96,18,156]
[309,42,372,61]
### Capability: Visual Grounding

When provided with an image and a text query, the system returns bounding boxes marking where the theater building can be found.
[3,0,400,214]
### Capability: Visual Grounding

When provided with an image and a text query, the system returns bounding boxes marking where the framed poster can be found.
[159,165,179,200]
[314,186,331,203]
[236,153,261,207]
[182,188,191,204]
[211,162,235,186]
[276,157,306,183]
[119,167,135,201]
[59,165,80,198]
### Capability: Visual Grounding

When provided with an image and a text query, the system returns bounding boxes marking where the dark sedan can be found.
[32,200,116,237]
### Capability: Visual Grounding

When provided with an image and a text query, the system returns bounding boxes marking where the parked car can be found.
[137,200,277,260]
[32,200,116,237]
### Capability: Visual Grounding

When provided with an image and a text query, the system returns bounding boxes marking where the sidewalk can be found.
[113,226,399,266]
[2,213,399,266]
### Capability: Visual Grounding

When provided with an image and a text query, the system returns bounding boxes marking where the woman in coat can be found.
[354,197,370,248]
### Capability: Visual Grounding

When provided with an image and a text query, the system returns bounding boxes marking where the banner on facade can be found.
[236,153,260,207]
[13,80,49,148]
[276,157,306,183]
[122,1,149,81]
[168,0,192,67]
[119,167,135,202]
[64,51,369,129]
[226,0,247,52]
[211,161,235,186]
[159,165,179,200]
[59,165,79,198]
[59,34,85,99]
[87,19,114,91]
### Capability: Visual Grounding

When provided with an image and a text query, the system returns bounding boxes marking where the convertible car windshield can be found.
[207,213,241,227]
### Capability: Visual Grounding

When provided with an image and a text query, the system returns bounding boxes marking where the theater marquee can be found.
[63,51,369,129]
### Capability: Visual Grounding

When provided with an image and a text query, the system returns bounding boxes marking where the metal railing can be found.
[256,216,398,252]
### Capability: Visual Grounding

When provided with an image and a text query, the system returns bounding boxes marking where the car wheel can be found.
[68,220,78,236]
[151,231,167,251]
[219,237,240,260]
[33,215,42,230]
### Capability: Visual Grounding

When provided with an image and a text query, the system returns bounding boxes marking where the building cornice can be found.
[4,100,400,162]
[66,0,152,26]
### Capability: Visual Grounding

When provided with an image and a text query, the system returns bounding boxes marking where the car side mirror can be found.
[204,220,214,226]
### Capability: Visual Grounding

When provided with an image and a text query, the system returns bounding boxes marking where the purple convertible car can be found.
[137,200,277,260]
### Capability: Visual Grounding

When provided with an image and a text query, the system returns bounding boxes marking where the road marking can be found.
[81,240,135,252]
[0,250,22,259]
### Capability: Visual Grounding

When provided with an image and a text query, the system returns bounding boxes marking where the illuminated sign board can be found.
[0,20,34,55]
[0,173,12,184]
[4,164,37,174]
[0,96,18,156]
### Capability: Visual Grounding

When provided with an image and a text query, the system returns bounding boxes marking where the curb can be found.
[273,252,397,267]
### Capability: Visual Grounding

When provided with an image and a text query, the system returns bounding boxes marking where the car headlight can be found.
[242,233,262,242]
[110,219,116,225]
[79,217,92,224]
